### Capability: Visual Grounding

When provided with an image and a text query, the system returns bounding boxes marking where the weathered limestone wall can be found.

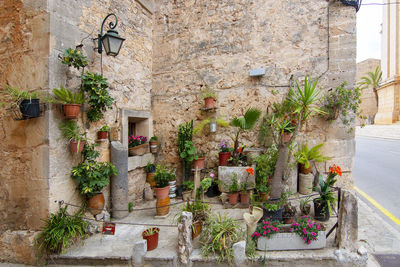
[356,59,380,125]
[152,0,357,187]
[0,0,49,264]
[47,0,153,212]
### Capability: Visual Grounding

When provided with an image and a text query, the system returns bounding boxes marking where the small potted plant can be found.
[295,143,330,174]
[201,84,217,109]
[178,201,210,239]
[154,164,175,216]
[299,196,312,215]
[4,85,41,119]
[218,139,232,166]
[182,180,194,201]
[142,227,160,251]
[314,164,341,221]
[52,86,85,119]
[193,150,205,170]
[145,162,156,187]
[227,174,240,205]
[239,167,254,205]
[257,183,270,202]
[149,136,159,153]
[283,203,296,224]
[128,135,148,156]
[197,177,212,201]
[97,125,110,140]
[59,120,86,153]
[206,173,221,198]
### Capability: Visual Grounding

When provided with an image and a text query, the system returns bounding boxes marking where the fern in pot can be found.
[52,86,85,119]
[59,120,87,153]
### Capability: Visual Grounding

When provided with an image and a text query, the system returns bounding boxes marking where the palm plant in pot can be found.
[295,143,330,174]
[59,120,86,153]
[52,86,85,119]
[142,227,160,251]
[71,143,118,215]
[313,164,341,221]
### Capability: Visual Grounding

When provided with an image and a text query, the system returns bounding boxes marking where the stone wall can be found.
[152,0,357,187]
[356,59,380,124]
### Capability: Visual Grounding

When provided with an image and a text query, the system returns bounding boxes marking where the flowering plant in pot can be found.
[52,86,85,119]
[218,139,232,166]
[59,120,86,153]
[290,216,323,245]
[239,167,254,205]
[313,164,341,221]
[71,143,118,215]
[201,85,217,109]
[97,125,110,140]
[142,227,160,251]
[128,135,148,156]
[251,220,280,240]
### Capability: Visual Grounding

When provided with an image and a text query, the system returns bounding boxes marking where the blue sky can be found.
[357,0,383,62]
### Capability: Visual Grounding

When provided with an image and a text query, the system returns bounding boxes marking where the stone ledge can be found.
[128,153,154,171]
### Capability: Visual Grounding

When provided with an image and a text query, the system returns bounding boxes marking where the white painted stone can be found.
[133,240,147,265]
[232,240,246,266]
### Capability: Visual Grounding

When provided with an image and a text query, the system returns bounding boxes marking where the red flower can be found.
[329,164,342,176]
[246,167,254,176]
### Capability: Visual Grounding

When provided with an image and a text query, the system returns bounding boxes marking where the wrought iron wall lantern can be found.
[98,13,125,57]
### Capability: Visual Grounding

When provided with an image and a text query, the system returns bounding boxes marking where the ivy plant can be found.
[81,71,114,122]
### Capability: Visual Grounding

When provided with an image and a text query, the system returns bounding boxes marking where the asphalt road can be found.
[353,136,400,230]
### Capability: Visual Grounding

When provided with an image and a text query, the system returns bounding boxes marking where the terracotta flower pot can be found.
[149,141,159,153]
[63,104,81,119]
[193,157,205,170]
[97,131,108,140]
[284,216,295,225]
[192,221,202,239]
[156,196,170,216]
[240,192,250,205]
[146,172,156,187]
[259,192,270,202]
[218,152,231,166]
[154,186,170,199]
[228,192,239,205]
[87,192,105,215]
[69,140,85,153]
[142,227,159,251]
[128,143,149,156]
[299,163,312,174]
[282,131,291,143]
[204,97,215,109]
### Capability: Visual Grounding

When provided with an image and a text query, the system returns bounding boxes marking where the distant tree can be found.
[359,66,382,108]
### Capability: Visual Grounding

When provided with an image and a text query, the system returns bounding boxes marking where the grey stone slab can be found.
[111,141,129,219]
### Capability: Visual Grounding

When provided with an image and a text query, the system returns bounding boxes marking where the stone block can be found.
[320,139,355,158]
[335,189,358,251]
[128,153,154,171]
[325,156,354,172]
[218,166,256,193]
[144,183,154,201]
[132,240,147,266]
[232,240,246,266]
[178,211,193,265]
[111,141,129,219]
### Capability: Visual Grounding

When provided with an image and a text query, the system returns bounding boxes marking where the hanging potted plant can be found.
[227,174,240,205]
[182,180,194,201]
[97,125,110,140]
[201,85,217,109]
[218,139,232,166]
[4,85,41,119]
[128,135,148,156]
[142,227,160,251]
[71,143,118,215]
[145,162,156,187]
[59,120,86,153]
[313,165,341,221]
[192,150,205,170]
[149,136,159,153]
[52,86,85,119]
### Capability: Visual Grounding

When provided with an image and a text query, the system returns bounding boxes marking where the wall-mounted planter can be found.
[204,97,215,109]
[63,104,81,119]
[70,140,85,153]
[257,231,326,251]
[20,99,41,119]
[128,143,149,156]
[193,157,205,170]
[97,131,108,140]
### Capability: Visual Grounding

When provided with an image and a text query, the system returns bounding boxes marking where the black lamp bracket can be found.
[98,13,118,54]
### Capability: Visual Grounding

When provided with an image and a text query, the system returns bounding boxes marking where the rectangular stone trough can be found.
[257,231,326,251]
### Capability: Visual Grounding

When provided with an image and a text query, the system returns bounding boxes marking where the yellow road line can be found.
[354,186,400,226]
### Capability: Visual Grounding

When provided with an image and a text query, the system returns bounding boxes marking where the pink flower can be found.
[263,231,267,235]
[307,240,311,245]
[265,221,270,224]
[263,226,266,230]
[267,230,271,233]
[272,227,277,231]
[290,228,293,232]
[303,237,307,241]
[308,223,313,229]
[266,225,270,228]
[210,173,215,178]
[303,228,307,235]
[316,225,320,230]
[311,232,317,236]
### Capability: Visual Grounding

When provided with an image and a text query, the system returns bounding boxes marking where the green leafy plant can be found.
[193,118,228,135]
[200,214,244,264]
[257,183,270,194]
[254,145,278,185]
[99,125,110,132]
[150,136,158,142]
[154,164,176,188]
[322,82,363,125]
[143,227,159,236]
[300,196,312,215]
[294,143,331,169]
[179,141,197,162]
[128,202,134,212]
[182,180,194,191]
[81,142,100,162]
[145,162,156,173]
[59,120,86,142]
[1,85,40,108]
[314,164,341,212]
[228,174,240,193]
[178,201,210,223]
[178,121,193,181]
[283,203,296,218]
[359,65,382,108]
[201,84,217,99]
[290,216,323,245]
[81,71,114,122]
[61,48,88,69]
[264,203,279,211]
[35,205,87,255]
[52,86,85,104]
[231,107,262,165]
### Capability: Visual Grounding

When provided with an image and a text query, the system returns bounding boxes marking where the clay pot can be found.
[192,221,202,239]
[193,157,205,170]
[128,143,149,156]
[149,141,159,153]
[228,192,239,205]
[284,217,295,225]
[63,104,81,119]
[87,192,105,215]
[97,131,108,140]
[282,131,292,143]
[142,227,159,251]
[154,186,170,199]
[20,99,40,119]
[156,196,170,216]
[240,192,250,205]
[259,192,270,202]
[299,162,312,174]
[204,97,215,109]
[69,140,85,153]
[218,152,231,166]
[146,172,156,187]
